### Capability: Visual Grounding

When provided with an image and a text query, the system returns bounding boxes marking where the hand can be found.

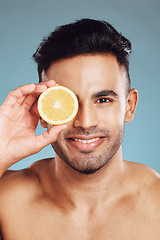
[0,80,66,175]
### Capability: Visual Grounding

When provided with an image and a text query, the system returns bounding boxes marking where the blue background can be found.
[0,0,160,172]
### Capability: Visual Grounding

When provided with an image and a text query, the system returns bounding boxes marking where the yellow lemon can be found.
[38,86,79,125]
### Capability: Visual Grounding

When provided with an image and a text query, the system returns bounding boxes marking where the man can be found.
[0,19,160,239]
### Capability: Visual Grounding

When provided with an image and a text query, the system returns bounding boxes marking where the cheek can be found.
[99,105,125,128]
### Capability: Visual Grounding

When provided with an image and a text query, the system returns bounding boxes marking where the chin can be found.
[67,160,108,175]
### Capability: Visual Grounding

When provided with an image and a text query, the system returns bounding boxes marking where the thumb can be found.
[35,125,67,151]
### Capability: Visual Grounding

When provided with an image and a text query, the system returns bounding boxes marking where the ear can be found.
[40,117,48,128]
[125,89,138,123]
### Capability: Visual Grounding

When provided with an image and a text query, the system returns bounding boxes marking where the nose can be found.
[73,102,99,129]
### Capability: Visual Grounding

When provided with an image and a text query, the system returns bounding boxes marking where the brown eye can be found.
[97,98,110,103]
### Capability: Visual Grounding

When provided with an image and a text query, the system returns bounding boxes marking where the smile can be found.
[67,136,105,151]
[74,137,101,144]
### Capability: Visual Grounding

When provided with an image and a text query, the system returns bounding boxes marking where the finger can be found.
[3,84,35,106]
[35,124,67,151]
[2,84,43,108]
[39,79,57,88]
[3,83,46,107]
[2,81,57,109]
[29,98,39,118]
[28,80,58,114]
[21,80,57,109]
[21,93,38,110]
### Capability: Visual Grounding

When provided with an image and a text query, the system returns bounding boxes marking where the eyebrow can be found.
[91,90,119,99]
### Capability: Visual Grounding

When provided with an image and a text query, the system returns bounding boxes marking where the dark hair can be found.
[33,18,131,90]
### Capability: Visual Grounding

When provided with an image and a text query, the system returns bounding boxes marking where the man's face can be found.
[42,54,129,174]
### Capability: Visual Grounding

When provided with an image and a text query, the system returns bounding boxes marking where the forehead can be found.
[43,54,126,97]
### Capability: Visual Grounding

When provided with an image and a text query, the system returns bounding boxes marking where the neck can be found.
[50,147,125,208]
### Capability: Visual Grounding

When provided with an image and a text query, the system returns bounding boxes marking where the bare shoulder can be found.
[124,160,160,210]
[0,159,55,237]
[125,160,160,188]
[0,158,53,213]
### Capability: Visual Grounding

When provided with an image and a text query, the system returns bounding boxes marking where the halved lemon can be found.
[38,85,79,125]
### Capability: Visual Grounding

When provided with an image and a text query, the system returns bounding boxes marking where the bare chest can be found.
[1,201,160,240]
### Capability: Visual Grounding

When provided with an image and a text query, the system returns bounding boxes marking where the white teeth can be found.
[74,137,100,144]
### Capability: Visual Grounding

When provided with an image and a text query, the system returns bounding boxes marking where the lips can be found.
[67,136,105,151]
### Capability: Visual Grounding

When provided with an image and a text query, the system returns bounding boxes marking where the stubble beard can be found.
[50,124,124,175]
